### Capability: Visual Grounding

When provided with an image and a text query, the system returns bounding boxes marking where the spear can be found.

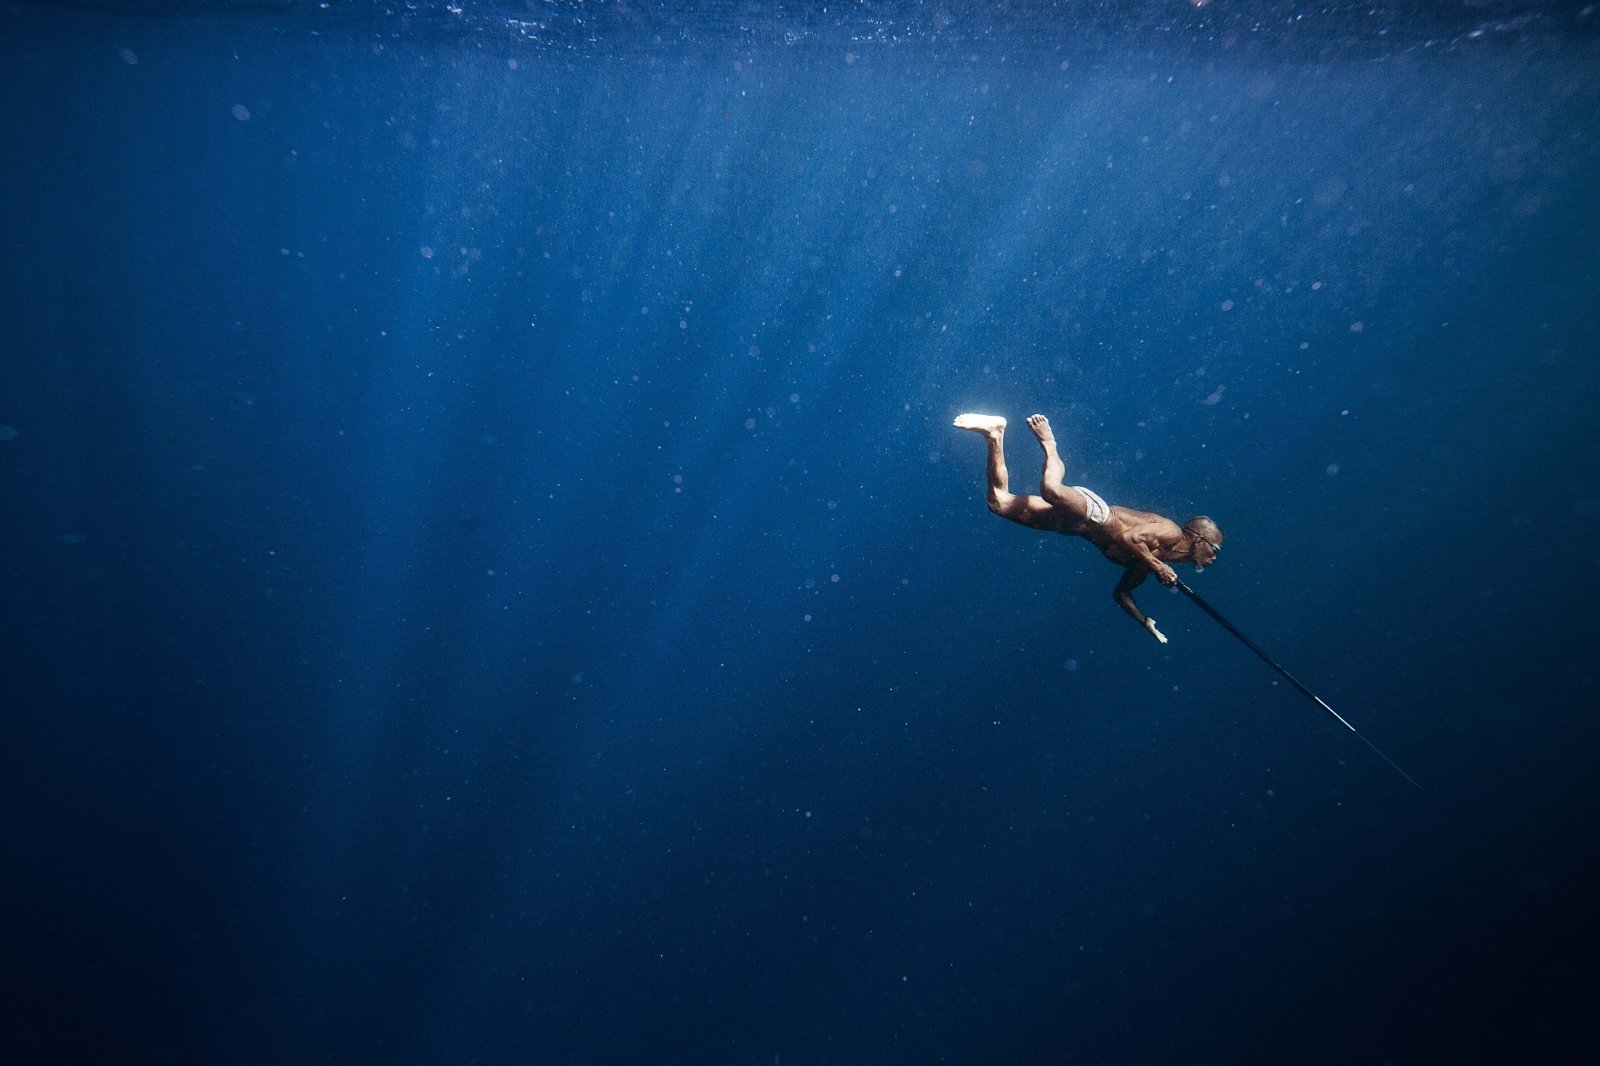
[1175,579,1421,790]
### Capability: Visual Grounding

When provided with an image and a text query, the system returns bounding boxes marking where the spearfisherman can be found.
[953,412,1223,644]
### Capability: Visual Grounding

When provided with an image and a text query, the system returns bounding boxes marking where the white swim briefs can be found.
[1074,486,1111,524]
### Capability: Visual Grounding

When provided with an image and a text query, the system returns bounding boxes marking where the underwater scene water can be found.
[3,1,1598,1062]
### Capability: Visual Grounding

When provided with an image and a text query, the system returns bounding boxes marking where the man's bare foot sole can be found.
[953,413,1006,433]
[1026,414,1055,444]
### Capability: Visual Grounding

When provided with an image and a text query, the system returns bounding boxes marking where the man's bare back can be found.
[953,412,1223,644]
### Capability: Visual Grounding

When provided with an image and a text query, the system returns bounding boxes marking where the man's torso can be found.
[1085,506,1185,567]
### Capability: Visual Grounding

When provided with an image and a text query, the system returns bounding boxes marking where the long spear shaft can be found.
[1174,579,1421,789]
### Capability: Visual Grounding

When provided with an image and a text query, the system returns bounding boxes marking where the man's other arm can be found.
[1113,566,1168,644]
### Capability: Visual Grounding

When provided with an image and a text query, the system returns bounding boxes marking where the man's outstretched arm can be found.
[1113,567,1168,644]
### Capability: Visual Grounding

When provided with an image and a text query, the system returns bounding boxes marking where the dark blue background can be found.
[3,2,1598,1062]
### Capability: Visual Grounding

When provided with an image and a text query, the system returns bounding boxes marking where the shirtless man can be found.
[953,412,1223,644]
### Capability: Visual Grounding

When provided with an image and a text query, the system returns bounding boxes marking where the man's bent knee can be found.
[1040,483,1072,506]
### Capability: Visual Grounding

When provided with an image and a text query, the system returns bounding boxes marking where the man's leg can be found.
[1028,414,1090,521]
[953,413,1054,525]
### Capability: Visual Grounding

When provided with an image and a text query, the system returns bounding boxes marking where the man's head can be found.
[1183,516,1223,571]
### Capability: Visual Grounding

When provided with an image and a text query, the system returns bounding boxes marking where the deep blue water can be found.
[3,2,1599,1062]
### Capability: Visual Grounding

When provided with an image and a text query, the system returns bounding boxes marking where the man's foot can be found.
[953,413,1006,435]
[1026,413,1055,445]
